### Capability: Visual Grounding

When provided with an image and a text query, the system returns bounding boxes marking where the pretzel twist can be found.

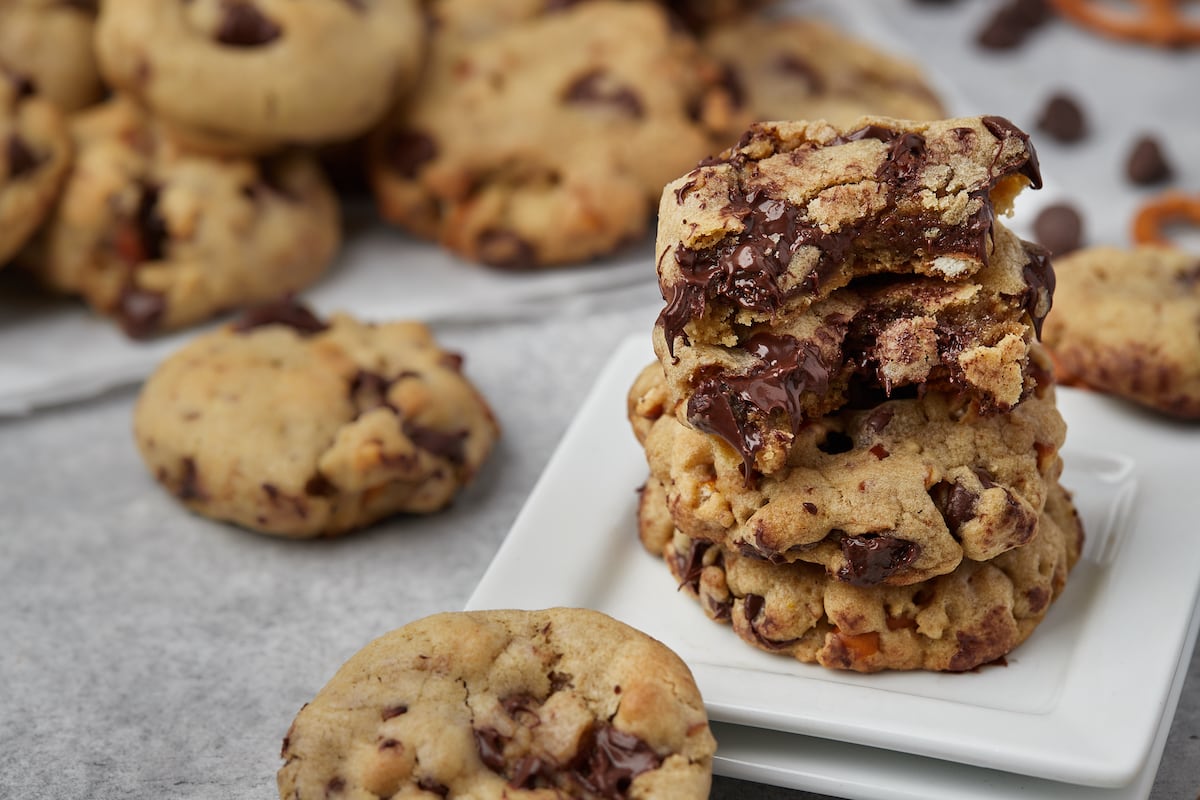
[1131,191,1200,245]
[1050,0,1200,46]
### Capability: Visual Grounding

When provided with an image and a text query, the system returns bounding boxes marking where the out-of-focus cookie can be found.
[0,67,70,266]
[654,116,1047,473]
[134,300,500,538]
[0,1,103,113]
[95,0,425,154]
[1042,245,1200,419]
[631,357,1066,585]
[368,1,730,269]
[704,17,944,137]
[650,479,1083,672]
[25,98,339,337]
[278,608,715,798]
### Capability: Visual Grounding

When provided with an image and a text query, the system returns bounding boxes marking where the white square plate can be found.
[467,335,1200,789]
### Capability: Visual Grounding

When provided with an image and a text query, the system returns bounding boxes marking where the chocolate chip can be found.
[234,297,328,335]
[6,135,41,179]
[817,430,853,455]
[1033,202,1083,257]
[774,54,825,94]
[416,778,449,798]
[1020,240,1055,337]
[1126,135,1173,185]
[387,130,438,179]
[404,423,468,465]
[381,704,408,720]
[176,457,204,501]
[326,776,345,794]
[976,0,1053,49]
[116,286,166,339]
[215,2,283,47]
[930,479,977,537]
[135,184,169,261]
[1036,93,1087,143]
[1,65,35,98]
[476,229,537,269]
[836,534,920,585]
[563,69,644,118]
[473,727,508,773]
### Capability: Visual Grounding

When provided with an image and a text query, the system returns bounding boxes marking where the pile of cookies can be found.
[1,0,951,341]
[628,115,1085,672]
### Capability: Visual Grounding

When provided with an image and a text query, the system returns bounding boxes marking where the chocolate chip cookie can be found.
[630,354,1066,585]
[649,477,1083,672]
[0,67,71,266]
[704,17,945,138]
[654,116,1048,473]
[95,0,425,154]
[368,0,730,268]
[278,608,715,798]
[25,98,339,337]
[0,0,103,113]
[1042,245,1200,419]
[133,300,499,538]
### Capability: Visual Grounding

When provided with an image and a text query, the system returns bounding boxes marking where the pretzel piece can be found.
[1050,0,1200,47]
[1132,191,1200,246]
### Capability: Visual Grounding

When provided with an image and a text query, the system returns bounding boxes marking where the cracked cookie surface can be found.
[95,0,425,154]
[368,0,729,269]
[0,67,70,266]
[653,115,1048,473]
[645,476,1082,672]
[628,356,1065,585]
[133,300,499,537]
[278,608,715,799]
[1041,245,1200,419]
[24,97,339,337]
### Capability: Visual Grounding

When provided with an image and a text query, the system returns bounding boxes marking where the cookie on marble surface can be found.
[630,355,1066,584]
[0,0,103,113]
[24,97,339,337]
[704,17,945,136]
[368,1,730,269]
[133,300,499,538]
[648,477,1083,672]
[0,67,71,266]
[653,116,1047,473]
[278,608,715,798]
[1041,245,1200,420]
[95,0,425,154]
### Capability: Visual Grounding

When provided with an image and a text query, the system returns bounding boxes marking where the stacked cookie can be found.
[628,116,1085,672]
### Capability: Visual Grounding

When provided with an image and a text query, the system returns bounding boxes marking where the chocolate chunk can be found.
[325,777,345,794]
[836,534,920,585]
[686,334,833,473]
[508,756,551,790]
[476,229,537,269]
[215,2,283,47]
[233,297,328,335]
[575,724,663,797]
[116,285,166,339]
[404,423,468,466]
[715,63,746,110]
[981,116,1043,189]
[416,778,449,797]
[474,728,508,772]
[817,430,853,455]
[135,184,169,261]
[350,370,395,415]
[303,473,337,497]
[930,480,978,537]
[387,130,438,179]
[1036,93,1087,143]
[976,0,1053,49]
[563,69,644,118]
[1126,135,1173,185]
[381,704,408,720]
[6,135,41,178]
[177,457,204,501]
[1020,240,1055,337]
[1033,203,1083,257]
[1,65,35,98]
[774,54,825,94]
[675,539,712,592]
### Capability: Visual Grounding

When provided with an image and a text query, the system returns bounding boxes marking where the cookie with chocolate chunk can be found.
[0,0,103,113]
[278,608,715,798]
[630,354,1065,585]
[650,478,1083,672]
[133,301,499,537]
[704,17,945,137]
[1042,245,1200,419]
[95,0,425,154]
[0,67,70,266]
[24,98,339,337]
[368,1,730,268]
[654,116,1048,473]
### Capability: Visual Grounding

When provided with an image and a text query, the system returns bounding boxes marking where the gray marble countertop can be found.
[3,2,1200,798]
